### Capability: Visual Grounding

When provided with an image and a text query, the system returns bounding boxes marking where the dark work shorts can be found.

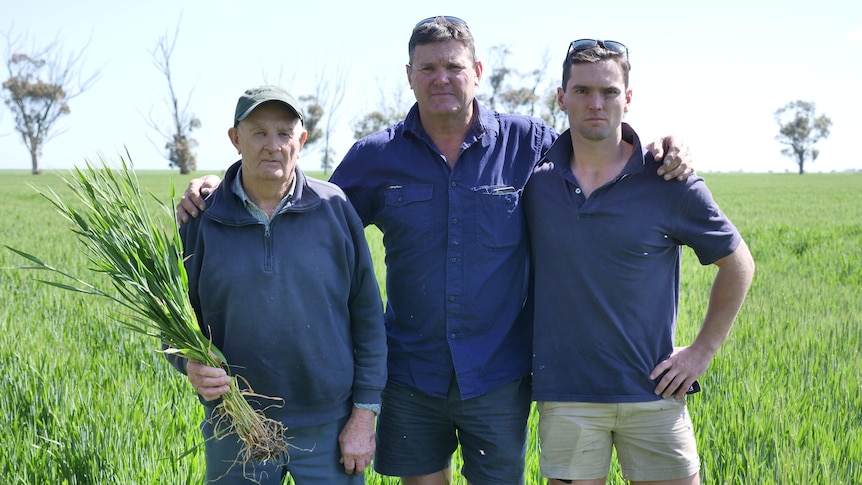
[374,376,531,484]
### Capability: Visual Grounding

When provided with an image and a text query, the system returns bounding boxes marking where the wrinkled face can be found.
[558,59,632,142]
[407,39,482,119]
[228,102,307,189]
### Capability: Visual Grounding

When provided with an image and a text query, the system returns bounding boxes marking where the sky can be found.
[1,0,860,174]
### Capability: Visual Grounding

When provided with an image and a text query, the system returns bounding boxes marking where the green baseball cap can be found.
[234,85,304,125]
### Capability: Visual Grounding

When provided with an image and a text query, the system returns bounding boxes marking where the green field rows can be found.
[1,168,860,484]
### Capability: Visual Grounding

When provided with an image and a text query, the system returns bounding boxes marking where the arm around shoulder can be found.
[647,134,696,181]
[176,174,224,224]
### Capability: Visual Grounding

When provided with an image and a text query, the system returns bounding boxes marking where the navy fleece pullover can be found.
[172,161,387,428]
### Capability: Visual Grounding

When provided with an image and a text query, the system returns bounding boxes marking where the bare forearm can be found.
[650,241,754,397]
[691,240,755,356]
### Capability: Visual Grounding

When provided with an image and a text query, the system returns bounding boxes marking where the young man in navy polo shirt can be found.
[524,40,755,485]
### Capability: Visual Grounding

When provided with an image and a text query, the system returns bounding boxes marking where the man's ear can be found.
[405,64,414,90]
[228,127,241,154]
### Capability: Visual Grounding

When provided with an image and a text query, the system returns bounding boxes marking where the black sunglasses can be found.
[567,39,629,59]
[414,16,469,29]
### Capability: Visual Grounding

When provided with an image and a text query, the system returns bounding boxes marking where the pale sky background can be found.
[1,0,860,174]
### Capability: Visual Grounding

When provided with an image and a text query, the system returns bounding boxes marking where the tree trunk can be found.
[30,147,41,175]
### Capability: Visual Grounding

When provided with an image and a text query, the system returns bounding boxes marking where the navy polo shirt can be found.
[330,101,555,399]
[524,123,741,403]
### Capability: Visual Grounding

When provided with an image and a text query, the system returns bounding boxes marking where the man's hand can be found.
[186,359,231,402]
[176,175,223,224]
[648,135,695,181]
[649,346,711,399]
[338,407,376,475]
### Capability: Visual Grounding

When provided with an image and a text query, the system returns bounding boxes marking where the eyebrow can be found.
[246,121,299,130]
[570,84,621,91]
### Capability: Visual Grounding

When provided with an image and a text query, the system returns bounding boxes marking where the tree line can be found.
[2,25,831,175]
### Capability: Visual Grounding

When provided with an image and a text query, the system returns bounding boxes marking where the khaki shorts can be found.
[537,399,700,482]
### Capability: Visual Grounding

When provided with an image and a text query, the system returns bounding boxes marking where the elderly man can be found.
[168,85,387,484]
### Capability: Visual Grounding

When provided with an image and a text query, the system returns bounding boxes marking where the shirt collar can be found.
[231,168,296,223]
[402,100,499,142]
[542,122,647,179]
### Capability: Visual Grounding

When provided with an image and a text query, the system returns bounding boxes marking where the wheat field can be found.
[1,169,859,484]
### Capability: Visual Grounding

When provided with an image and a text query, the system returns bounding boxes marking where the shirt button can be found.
[450,257,457,263]
[449,296,456,302]
[451,181,457,187]
[450,333,456,339]
[452,218,458,224]
[575,187,582,194]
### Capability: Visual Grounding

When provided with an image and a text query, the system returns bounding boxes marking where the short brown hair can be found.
[562,46,631,90]
[408,17,476,66]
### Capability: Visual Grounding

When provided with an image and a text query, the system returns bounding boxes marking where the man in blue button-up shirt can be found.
[329,19,551,483]
[177,17,692,485]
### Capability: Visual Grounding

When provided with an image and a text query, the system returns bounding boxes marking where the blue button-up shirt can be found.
[330,101,555,399]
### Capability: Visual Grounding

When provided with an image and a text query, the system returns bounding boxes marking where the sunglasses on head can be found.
[567,39,628,59]
[414,16,469,29]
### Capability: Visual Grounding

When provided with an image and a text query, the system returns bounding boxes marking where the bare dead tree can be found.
[479,45,559,125]
[523,48,554,118]
[351,76,411,140]
[482,44,512,111]
[145,21,199,174]
[2,28,99,174]
[308,66,347,174]
[536,45,570,133]
[298,94,324,148]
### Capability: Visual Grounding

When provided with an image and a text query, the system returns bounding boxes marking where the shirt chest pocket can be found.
[474,187,525,249]
[383,184,434,247]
